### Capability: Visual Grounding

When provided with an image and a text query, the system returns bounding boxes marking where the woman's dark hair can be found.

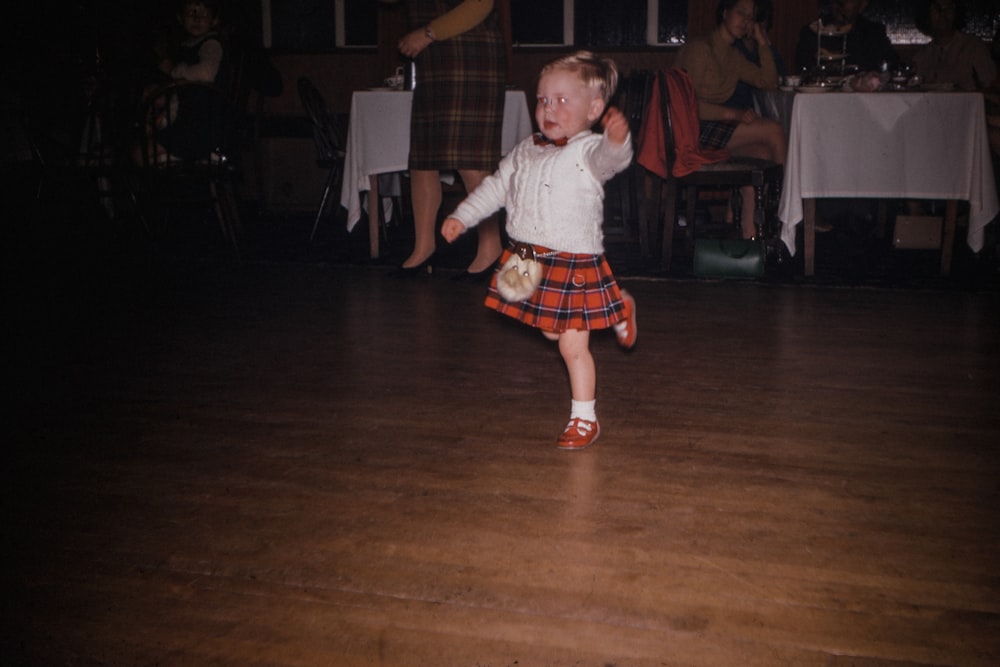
[914,0,966,35]
[715,0,752,26]
[179,0,222,18]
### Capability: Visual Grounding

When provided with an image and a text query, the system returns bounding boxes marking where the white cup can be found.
[783,75,801,88]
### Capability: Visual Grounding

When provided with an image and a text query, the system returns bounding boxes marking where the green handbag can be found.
[692,238,765,279]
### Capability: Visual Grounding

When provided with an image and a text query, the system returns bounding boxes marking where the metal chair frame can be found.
[297,76,346,243]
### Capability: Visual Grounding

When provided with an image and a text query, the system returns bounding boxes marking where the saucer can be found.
[796,84,837,94]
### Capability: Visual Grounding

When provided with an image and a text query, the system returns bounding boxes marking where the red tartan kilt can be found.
[484,245,628,332]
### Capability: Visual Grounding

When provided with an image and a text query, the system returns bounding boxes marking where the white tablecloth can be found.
[341,89,534,231]
[778,90,999,255]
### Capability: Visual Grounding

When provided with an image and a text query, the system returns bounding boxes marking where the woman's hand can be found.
[728,107,757,124]
[398,28,434,58]
[751,21,770,48]
[441,217,466,243]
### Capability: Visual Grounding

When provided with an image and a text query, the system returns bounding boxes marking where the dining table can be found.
[776,88,999,276]
[340,88,535,258]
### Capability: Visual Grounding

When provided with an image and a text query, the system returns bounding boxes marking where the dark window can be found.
[859,0,998,44]
[270,0,337,50]
[658,0,688,45]
[511,0,564,45]
[576,0,645,47]
[344,0,378,47]
[270,0,703,50]
[510,0,689,46]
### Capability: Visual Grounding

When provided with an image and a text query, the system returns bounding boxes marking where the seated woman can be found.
[675,0,786,239]
[793,0,899,75]
[912,0,996,91]
[906,1,996,217]
[731,0,786,110]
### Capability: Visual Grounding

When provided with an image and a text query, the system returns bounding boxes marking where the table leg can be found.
[367,175,380,259]
[940,200,957,275]
[803,198,816,277]
[875,200,888,239]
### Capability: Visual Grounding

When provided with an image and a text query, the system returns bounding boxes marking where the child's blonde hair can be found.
[540,51,619,105]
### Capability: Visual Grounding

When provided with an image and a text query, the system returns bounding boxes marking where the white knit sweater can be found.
[449,130,633,254]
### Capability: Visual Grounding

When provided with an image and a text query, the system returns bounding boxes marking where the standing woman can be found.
[676,0,785,239]
[396,0,507,276]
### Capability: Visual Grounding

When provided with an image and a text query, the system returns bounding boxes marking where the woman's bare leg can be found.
[458,169,502,273]
[727,117,786,165]
[727,118,785,239]
[404,169,442,268]
[740,185,757,238]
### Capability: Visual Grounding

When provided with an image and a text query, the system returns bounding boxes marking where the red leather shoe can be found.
[615,290,637,350]
[556,418,600,450]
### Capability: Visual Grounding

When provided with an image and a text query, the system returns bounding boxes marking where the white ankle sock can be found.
[571,399,597,422]
[613,292,632,334]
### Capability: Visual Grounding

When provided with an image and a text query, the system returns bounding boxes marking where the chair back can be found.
[136,81,238,168]
[650,68,730,178]
[615,70,654,139]
[298,77,343,165]
[655,70,679,176]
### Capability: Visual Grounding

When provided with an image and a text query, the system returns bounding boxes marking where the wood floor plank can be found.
[5,262,999,666]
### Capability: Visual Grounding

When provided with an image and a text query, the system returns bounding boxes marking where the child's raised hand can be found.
[601,107,629,145]
[441,217,466,243]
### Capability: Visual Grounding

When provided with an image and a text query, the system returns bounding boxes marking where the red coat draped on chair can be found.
[637,68,729,179]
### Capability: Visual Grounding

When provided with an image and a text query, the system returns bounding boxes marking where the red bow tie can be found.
[533,134,568,147]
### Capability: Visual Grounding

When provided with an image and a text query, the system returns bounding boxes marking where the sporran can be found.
[496,243,543,302]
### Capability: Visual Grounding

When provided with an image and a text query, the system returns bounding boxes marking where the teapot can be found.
[384,66,405,90]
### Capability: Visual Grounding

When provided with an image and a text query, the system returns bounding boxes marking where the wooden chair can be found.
[605,69,654,250]
[640,68,782,270]
[129,78,244,257]
[126,34,251,258]
[19,74,135,222]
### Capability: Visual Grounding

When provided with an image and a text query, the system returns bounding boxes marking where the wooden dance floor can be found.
[5,259,1000,666]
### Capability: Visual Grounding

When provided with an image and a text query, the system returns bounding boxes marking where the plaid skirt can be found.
[409,0,506,172]
[698,120,738,150]
[484,244,628,332]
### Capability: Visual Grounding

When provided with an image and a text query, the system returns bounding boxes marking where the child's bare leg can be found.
[558,329,595,401]
[552,328,600,449]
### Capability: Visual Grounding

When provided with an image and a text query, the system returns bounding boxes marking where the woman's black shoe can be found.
[390,257,434,278]
[451,262,498,283]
